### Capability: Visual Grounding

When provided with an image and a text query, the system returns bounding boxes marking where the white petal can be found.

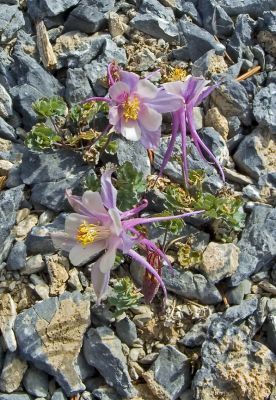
[121,120,141,141]
[135,79,158,99]
[65,213,87,236]
[109,208,122,235]
[109,81,129,101]
[82,191,107,215]
[109,106,120,125]
[91,260,110,301]
[163,82,184,96]
[98,244,117,273]
[69,241,106,266]
[51,232,76,252]
[139,105,162,131]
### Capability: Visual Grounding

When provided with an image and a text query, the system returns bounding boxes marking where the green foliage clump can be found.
[25,123,60,150]
[84,172,101,192]
[177,243,202,268]
[153,210,184,235]
[108,277,142,317]
[32,96,67,118]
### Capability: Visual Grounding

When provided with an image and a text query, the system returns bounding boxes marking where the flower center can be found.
[122,96,140,121]
[76,221,110,247]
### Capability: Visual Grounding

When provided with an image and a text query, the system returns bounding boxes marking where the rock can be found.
[92,387,121,400]
[108,12,129,38]
[139,0,175,22]
[76,351,96,381]
[173,20,225,62]
[131,48,156,72]
[68,267,82,290]
[45,254,69,296]
[258,30,276,57]
[83,326,136,398]
[91,304,115,327]
[266,314,276,353]
[65,0,115,34]
[0,84,12,118]
[180,2,202,25]
[21,254,45,275]
[204,107,229,140]
[27,0,79,19]
[23,367,49,397]
[0,4,25,44]
[199,127,229,165]
[0,351,28,393]
[253,83,276,133]
[180,317,213,347]
[217,0,276,18]
[14,291,91,396]
[193,299,276,399]
[211,78,253,126]
[0,159,13,176]
[65,67,92,104]
[197,0,234,38]
[242,184,261,201]
[192,50,228,78]
[115,317,138,347]
[131,14,179,43]
[0,395,31,400]
[14,214,38,239]
[162,266,222,304]
[226,279,252,305]
[224,167,253,186]
[0,185,24,264]
[229,205,276,286]
[6,240,26,270]
[233,128,275,180]
[0,117,16,141]
[51,389,67,400]
[0,293,17,352]
[147,345,191,400]
[227,14,255,62]
[200,242,240,284]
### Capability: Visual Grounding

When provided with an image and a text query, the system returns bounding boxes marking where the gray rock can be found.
[180,317,213,347]
[0,395,31,400]
[173,20,225,62]
[0,4,25,44]
[0,117,16,141]
[91,304,114,327]
[92,387,121,400]
[0,84,12,118]
[162,266,222,304]
[266,314,276,353]
[0,185,24,263]
[27,0,79,19]
[192,50,228,78]
[65,0,115,34]
[115,317,138,347]
[233,127,272,180]
[0,0,18,4]
[199,127,229,165]
[180,2,202,25]
[242,184,261,201]
[253,83,276,133]
[83,326,136,398]
[51,389,67,400]
[6,240,27,270]
[131,14,179,43]
[197,0,234,38]
[226,279,252,305]
[23,367,49,397]
[65,68,92,104]
[229,205,276,286]
[0,351,28,393]
[14,291,91,397]
[20,254,45,275]
[76,352,96,381]
[263,10,276,33]
[227,14,255,62]
[211,78,253,126]
[217,0,276,18]
[148,345,191,400]
[6,165,23,188]
[139,0,175,22]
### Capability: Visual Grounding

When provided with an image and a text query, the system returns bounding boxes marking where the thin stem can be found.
[81,96,111,104]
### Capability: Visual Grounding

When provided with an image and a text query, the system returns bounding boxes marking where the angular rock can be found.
[0,394,31,400]
[217,0,276,18]
[193,299,276,399]
[27,0,79,19]
[115,317,138,347]
[14,291,91,396]
[0,84,12,118]
[6,240,27,270]
[197,0,234,38]
[200,242,239,283]
[65,0,115,34]
[0,293,17,352]
[162,266,222,304]
[233,127,275,180]
[139,0,175,22]
[192,50,228,78]
[173,20,225,62]
[51,389,67,400]
[205,107,229,140]
[0,351,28,393]
[65,67,92,104]
[108,11,129,38]
[131,14,179,43]
[21,254,45,275]
[253,83,276,133]
[0,4,25,44]
[23,367,49,397]
[227,14,255,62]
[199,127,229,165]
[229,205,276,286]
[0,185,24,264]
[180,317,213,347]
[147,345,191,400]
[180,2,202,25]
[0,117,16,141]
[83,326,136,398]
[226,279,252,305]
[45,254,69,296]
[92,387,120,400]
[266,314,276,353]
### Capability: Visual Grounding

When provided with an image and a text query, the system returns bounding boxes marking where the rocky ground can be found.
[0,0,276,399]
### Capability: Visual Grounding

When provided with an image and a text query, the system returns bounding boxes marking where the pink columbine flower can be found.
[51,170,204,303]
[85,67,183,149]
[160,76,225,185]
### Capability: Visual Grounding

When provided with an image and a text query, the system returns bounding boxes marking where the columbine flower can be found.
[160,76,225,185]
[51,170,204,303]
[85,66,183,149]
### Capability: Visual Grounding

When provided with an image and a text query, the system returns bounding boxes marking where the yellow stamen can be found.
[167,67,188,82]
[122,96,140,121]
[76,221,110,247]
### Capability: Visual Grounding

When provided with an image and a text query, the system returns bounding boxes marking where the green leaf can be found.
[25,123,60,150]
[108,277,142,317]
[84,173,100,192]
[153,210,184,235]
[32,97,67,118]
